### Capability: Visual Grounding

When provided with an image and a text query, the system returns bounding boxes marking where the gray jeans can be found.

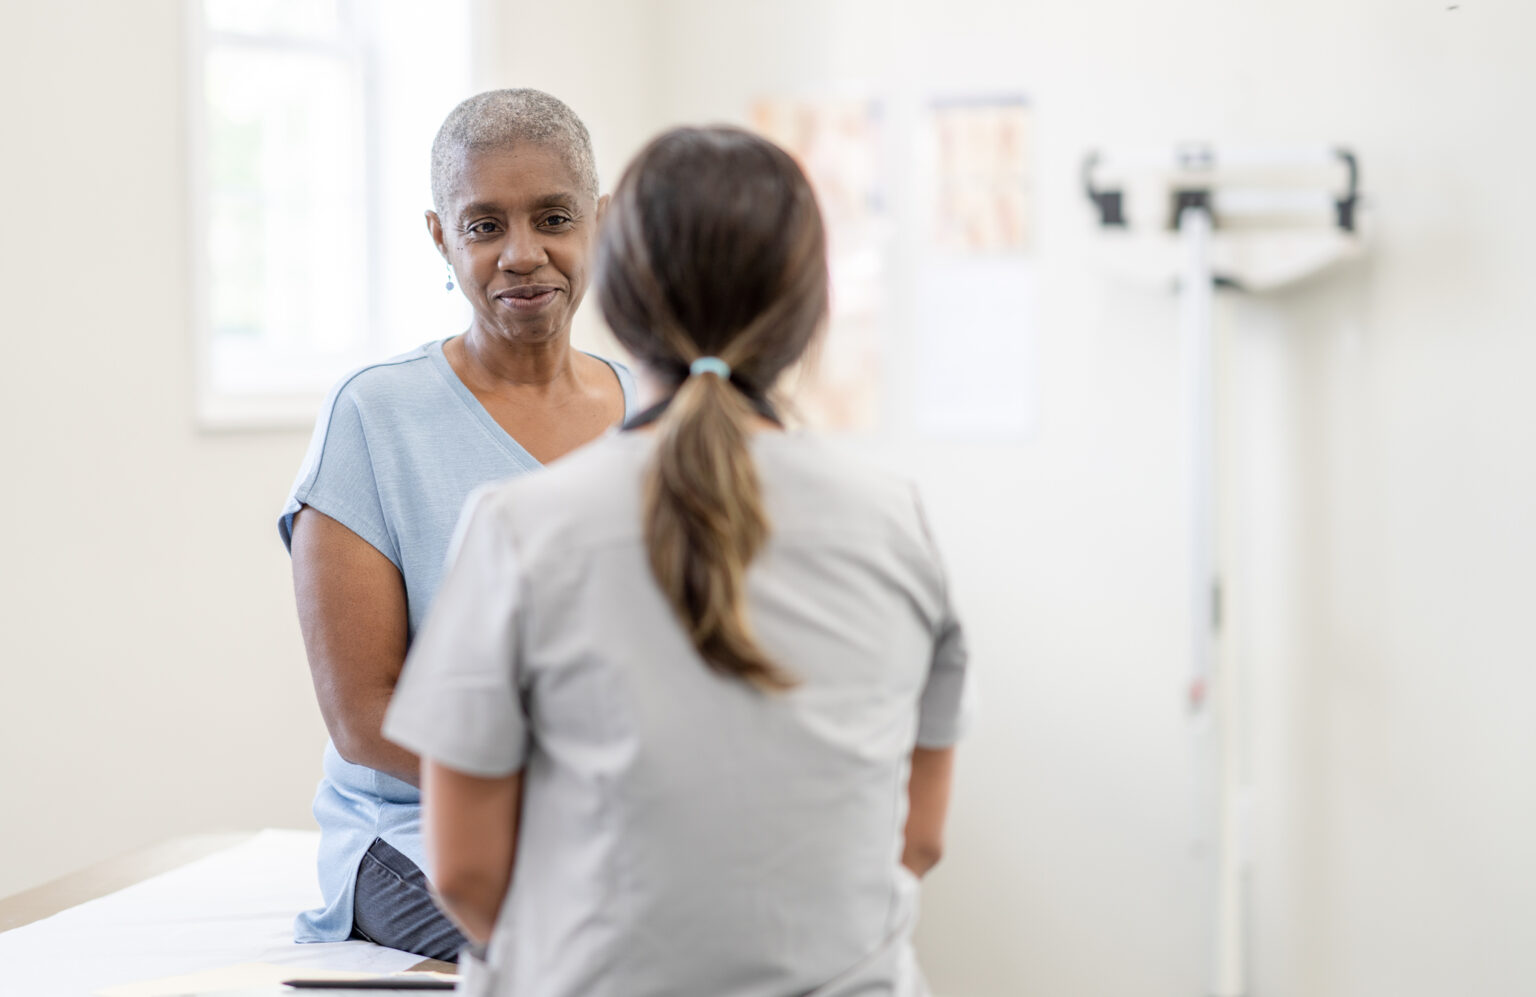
[350,837,468,963]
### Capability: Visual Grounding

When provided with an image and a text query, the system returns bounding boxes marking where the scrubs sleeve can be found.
[383,489,529,777]
[911,490,972,749]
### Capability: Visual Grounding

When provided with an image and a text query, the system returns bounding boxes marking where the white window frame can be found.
[186,0,472,429]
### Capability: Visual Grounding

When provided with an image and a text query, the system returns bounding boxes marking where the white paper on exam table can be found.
[0,830,421,997]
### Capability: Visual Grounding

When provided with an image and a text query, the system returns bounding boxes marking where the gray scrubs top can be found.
[384,430,969,997]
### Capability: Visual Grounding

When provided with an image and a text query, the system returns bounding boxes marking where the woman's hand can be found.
[290,507,421,785]
[423,761,523,945]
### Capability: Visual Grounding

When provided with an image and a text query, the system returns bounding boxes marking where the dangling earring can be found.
[445,263,455,292]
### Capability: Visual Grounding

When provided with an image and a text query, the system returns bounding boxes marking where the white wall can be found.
[641,2,1536,996]
[3,3,1533,997]
[0,0,324,894]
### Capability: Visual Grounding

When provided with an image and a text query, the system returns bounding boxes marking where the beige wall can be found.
[3,3,1534,996]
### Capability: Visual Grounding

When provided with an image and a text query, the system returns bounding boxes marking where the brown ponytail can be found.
[594,127,828,691]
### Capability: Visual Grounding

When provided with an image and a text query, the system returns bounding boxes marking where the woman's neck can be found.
[451,324,576,392]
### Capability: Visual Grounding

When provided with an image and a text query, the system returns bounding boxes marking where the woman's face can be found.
[428,143,603,347]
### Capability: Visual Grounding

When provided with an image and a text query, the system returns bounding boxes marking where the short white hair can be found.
[430,89,599,213]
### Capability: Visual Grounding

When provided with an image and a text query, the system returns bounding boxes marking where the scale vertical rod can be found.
[1179,205,1243,997]
[1180,210,1216,727]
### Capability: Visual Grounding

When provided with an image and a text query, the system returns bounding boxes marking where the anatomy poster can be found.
[750,97,886,431]
[915,95,1038,439]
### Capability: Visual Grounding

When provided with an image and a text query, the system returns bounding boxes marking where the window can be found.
[188,0,472,426]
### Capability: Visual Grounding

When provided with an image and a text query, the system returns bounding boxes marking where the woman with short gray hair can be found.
[279,89,636,960]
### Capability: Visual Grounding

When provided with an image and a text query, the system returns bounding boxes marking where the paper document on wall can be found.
[914,96,1037,439]
[914,258,1037,439]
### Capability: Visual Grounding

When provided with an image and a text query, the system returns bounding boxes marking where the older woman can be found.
[384,126,967,995]
[278,90,635,960]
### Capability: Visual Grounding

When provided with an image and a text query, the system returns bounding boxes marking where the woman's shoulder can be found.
[324,341,442,408]
[576,348,633,379]
[502,430,921,523]
[755,433,923,519]
[576,349,639,417]
[753,435,952,606]
[471,430,935,562]
[291,339,457,483]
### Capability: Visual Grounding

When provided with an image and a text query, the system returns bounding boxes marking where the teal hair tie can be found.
[689,356,731,379]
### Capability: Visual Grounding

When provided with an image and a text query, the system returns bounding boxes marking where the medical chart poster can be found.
[914,96,1038,440]
[750,97,886,432]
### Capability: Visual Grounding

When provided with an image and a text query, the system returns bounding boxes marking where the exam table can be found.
[0,830,451,996]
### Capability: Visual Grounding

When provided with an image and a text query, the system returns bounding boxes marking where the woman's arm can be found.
[902,745,956,877]
[290,506,421,785]
[422,761,523,945]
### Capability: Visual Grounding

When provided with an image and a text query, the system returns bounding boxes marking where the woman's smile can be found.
[494,284,560,313]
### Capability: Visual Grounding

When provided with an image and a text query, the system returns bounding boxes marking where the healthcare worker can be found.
[385,125,969,996]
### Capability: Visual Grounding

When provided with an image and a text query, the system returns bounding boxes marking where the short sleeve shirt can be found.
[384,430,968,997]
[279,338,636,943]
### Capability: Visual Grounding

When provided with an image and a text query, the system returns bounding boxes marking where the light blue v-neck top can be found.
[278,337,637,943]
